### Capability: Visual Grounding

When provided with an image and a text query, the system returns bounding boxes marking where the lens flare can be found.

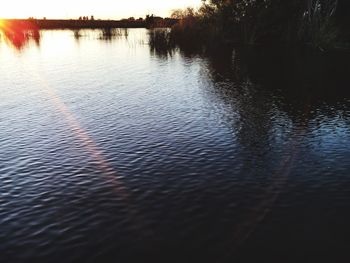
[0,19,40,50]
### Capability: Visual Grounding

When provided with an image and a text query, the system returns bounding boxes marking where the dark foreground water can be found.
[0,29,350,262]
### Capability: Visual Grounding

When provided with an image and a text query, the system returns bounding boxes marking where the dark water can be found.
[0,29,350,262]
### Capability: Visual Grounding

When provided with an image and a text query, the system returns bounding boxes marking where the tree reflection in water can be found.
[150,42,350,260]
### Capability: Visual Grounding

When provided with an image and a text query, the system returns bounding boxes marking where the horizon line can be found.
[0,14,173,20]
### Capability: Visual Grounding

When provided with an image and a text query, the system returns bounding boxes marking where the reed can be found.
[163,0,346,51]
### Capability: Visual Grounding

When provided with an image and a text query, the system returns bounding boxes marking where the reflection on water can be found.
[0,27,131,50]
[0,29,40,50]
[0,29,349,262]
[0,20,41,50]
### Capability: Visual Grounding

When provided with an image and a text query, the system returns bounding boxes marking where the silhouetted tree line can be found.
[145,14,178,28]
[79,16,94,21]
[168,0,350,50]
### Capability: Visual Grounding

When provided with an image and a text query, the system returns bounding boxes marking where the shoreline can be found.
[0,18,178,30]
[1,19,146,29]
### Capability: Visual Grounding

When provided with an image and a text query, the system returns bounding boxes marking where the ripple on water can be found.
[0,29,350,262]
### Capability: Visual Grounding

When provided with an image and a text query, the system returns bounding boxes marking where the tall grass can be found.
[300,0,339,50]
[99,28,128,40]
[163,0,344,51]
[148,29,175,56]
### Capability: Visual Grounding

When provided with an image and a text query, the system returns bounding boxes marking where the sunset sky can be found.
[0,0,202,19]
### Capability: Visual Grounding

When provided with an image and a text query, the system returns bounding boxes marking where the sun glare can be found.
[0,19,10,32]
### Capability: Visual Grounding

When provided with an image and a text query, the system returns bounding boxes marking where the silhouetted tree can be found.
[145,15,154,28]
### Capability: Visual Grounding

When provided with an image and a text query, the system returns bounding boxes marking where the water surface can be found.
[0,29,350,262]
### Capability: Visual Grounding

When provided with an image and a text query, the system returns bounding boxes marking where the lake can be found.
[0,29,350,262]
